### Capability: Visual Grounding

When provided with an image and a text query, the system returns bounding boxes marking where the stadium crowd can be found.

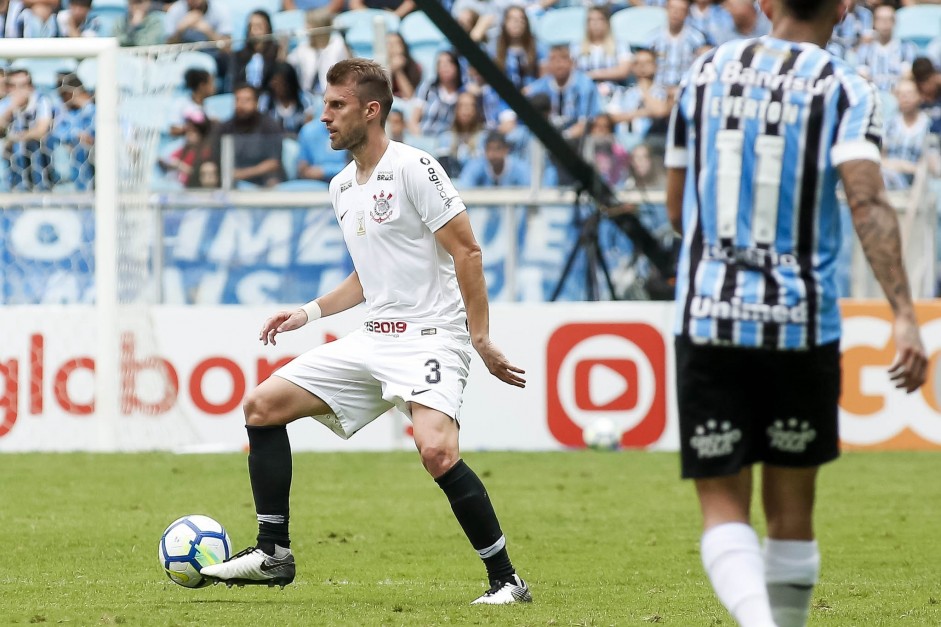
[0,0,937,193]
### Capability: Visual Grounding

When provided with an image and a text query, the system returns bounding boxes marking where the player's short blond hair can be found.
[327,58,394,125]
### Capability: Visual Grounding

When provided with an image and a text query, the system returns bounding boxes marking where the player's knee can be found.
[418,443,458,477]
[243,391,279,427]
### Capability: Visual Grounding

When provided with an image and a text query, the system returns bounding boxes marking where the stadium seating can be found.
[534,6,586,47]
[203,93,235,121]
[272,9,306,36]
[89,5,127,38]
[76,55,146,93]
[400,11,447,78]
[895,5,941,51]
[334,9,401,57]
[12,57,77,90]
[275,179,329,190]
[611,6,667,49]
[282,137,300,180]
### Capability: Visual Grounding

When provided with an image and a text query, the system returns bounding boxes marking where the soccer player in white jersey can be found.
[666,0,927,625]
[200,58,533,606]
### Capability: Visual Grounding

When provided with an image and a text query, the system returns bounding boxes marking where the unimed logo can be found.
[547,323,666,448]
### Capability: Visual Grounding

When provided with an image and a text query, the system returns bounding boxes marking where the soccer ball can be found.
[159,515,232,588]
[582,418,622,451]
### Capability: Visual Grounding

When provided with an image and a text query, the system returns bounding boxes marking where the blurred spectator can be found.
[386,108,406,142]
[259,62,316,137]
[687,0,733,46]
[459,131,530,187]
[572,7,633,105]
[855,5,917,91]
[625,142,665,191]
[581,113,628,187]
[464,65,513,131]
[232,10,281,91]
[455,5,491,43]
[282,0,344,11]
[490,6,543,91]
[452,0,498,43]
[505,92,561,187]
[348,0,416,19]
[15,0,59,37]
[912,57,941,134]
[113,0,166,46]
[169,68,214,136]
[882,78,934,189]
[52,73,95,190]
[831,0,873,53]
[647,0,706,89]
[926,35,941,69]
[0,68,55,190]
[436,91,486,178]
[386,32,422,99]
[159,110,217,188]
[286,8,349,95]
[295,119,348,184]
[606,47,669,146]
[218,83,283,188]
[58,0,101,37]
[410,50,464,136]
[716,0,771,44]
[196,160,220,188]
[527,44,603,140]
[166,0,231,44]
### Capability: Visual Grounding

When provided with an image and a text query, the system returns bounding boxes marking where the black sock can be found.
[435,459,514,583]
[247,425,292,555]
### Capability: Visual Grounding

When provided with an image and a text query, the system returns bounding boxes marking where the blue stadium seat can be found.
[76,55,146,93]
[175,51,217,77]
[400,11,445,48]
[334,9,400,57]
[13,57,78,90]
[89,5,126,37]
[89,0,127,8]
[272,9,306,35]
[400,11,447,76]
[121,93,178,134]
[611,6,667,49]
[276,179,329,191]
[203,93,235,121]
[534,6,586,47]
[282,137,300,180]
[895,5,941,51]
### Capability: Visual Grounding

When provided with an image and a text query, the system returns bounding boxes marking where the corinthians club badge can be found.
[370,191,394,223]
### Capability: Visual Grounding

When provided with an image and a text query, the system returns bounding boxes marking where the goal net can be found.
[0,38,203,451]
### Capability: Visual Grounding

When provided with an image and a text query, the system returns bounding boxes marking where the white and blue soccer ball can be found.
[582,418,622,451]
[159,514,232,588]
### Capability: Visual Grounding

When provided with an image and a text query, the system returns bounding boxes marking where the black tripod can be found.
[550,187,617,301]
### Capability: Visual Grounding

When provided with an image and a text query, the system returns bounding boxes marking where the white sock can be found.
[764,538,820,627]
[701,523,777,627]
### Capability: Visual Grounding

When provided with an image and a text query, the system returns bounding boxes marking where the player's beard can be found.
[332,122,368,153]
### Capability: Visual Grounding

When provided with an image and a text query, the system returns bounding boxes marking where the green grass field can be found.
[2,451,940,626]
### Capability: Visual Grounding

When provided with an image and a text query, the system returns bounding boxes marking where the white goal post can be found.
[0,38,120,448]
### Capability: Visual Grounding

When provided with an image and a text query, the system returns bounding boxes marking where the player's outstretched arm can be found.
[839,159,928,393]
[435,212,526,388]
[259,271,365,346]
[665,167,686,234]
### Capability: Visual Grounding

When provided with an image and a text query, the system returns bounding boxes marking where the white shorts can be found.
[274,326,472,439]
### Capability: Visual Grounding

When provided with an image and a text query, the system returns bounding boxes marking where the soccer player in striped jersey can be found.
[665,1,928,626]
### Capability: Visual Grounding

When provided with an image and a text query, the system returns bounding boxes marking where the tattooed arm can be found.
[839,158,927,393]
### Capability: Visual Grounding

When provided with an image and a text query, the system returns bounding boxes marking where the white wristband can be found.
[300,299,322,324]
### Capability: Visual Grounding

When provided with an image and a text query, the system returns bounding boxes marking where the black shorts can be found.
[675,336,841,479]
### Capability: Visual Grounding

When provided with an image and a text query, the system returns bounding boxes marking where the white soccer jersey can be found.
[329,141,469,335]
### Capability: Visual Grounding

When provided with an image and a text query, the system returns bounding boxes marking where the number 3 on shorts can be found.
[425,359,441,384]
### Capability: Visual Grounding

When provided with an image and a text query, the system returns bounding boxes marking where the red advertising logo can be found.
[547,323,666,448]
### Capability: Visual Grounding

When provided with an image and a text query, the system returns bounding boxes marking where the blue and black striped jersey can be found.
[666,37,883,350]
